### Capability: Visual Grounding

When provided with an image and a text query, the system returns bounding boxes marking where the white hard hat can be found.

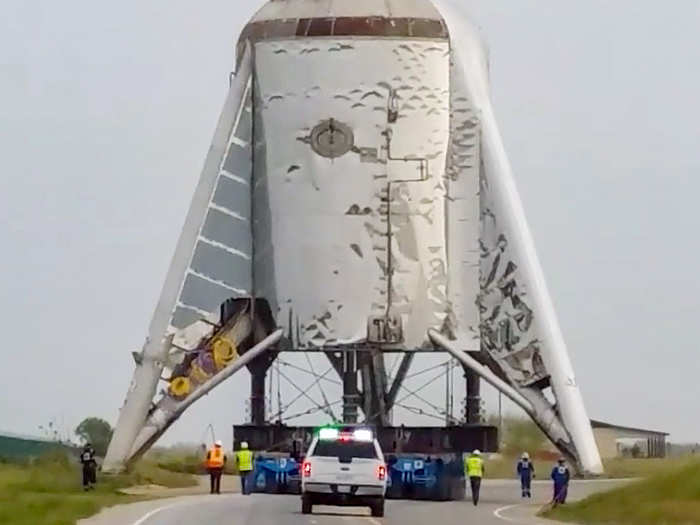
[522,452,530,459]
[241,441,249,449]
[215,440,223,447]
[473,449,481,456]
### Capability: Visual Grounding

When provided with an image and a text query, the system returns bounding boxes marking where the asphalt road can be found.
[101,479,625,525]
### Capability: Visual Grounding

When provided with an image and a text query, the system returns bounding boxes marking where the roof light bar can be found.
[319,428,339,440]
[353,429,373,442]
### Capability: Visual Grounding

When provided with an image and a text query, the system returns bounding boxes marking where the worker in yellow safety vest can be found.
[205,440,226,494]
[236,441,254,495]
[465,449,485,506]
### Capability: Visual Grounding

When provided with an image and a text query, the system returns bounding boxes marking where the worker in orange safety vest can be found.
[205,440,227,494]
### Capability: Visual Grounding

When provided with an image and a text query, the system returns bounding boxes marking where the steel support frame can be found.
[233,424,498,455]
[255,346,480,433]
[341,350,360,424]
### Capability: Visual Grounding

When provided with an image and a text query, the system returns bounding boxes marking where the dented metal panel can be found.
[444,60,481,351]
[252,38,454,349]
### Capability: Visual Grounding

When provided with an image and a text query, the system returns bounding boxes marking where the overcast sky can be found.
[1,0,699,447]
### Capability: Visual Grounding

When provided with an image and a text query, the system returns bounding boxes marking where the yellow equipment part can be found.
[212,338,238,370]
[169,376,191,398]
[189,362,210,384]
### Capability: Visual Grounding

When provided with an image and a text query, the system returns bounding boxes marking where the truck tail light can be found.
[377,465,386,481]
[303,462,312,477]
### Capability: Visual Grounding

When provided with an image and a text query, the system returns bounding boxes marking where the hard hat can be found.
[522,452,530,459]
[558,457,565,463]
[241,441,249,449]
[215,440,223,447]
[472,449,481,456]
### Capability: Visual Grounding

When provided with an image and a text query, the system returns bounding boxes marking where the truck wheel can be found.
[301,494,313,515]
[437,476,449,501]
[371,498,385,517]
[457,477,467,501]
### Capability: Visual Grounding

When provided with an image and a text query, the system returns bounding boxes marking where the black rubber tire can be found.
[437,475,450,501]
[301,494,313,515]
[371,498,385,517]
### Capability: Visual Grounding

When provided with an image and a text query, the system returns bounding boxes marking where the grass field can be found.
[0,453,196,525]
[484,454,547,479]
[486,416,694,482]
[485,454,698,481]
[544,459,700,524]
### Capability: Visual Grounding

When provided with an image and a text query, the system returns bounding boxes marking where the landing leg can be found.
[342,351,360,424]
[248,355,274,426]
[464,366,482,423]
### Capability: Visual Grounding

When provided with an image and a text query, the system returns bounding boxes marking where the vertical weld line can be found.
[249,68,257,323]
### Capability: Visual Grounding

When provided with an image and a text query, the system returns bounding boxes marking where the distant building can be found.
[591,420,668,458]
[0,431,73,460]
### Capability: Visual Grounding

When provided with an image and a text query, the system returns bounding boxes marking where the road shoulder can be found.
[79,475,241,525]
[77,494,217,525]
[494,502,561,524]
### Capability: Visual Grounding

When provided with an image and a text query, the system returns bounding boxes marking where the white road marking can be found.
[131,502,184,525]
[131,497,212,525]
[340,514,382,525]
[493,503,526,523]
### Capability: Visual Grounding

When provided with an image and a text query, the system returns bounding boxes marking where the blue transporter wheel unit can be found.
[251,455,301,494]
[234,424,497,501]
[385,454,465,501]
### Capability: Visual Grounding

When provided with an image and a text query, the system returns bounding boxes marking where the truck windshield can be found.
[312,440,377,459]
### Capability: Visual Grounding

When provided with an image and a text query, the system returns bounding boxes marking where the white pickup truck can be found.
[301,426,387,517]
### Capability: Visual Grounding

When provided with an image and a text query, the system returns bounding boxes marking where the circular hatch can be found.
[310,119,354,159]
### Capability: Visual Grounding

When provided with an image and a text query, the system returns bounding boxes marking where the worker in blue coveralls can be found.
[516,452,535,498]
[550,458,570,504]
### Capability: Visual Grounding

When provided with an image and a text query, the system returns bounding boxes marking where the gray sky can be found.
[1,0,699,446]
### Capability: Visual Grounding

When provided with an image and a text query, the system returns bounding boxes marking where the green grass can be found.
[495,416,549,457]
[484,454,548,479]
[485,455,694,481]
[544,459,700,525]
[0,453,196,525]
[600,456,694,479]
[485,416,691,481]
